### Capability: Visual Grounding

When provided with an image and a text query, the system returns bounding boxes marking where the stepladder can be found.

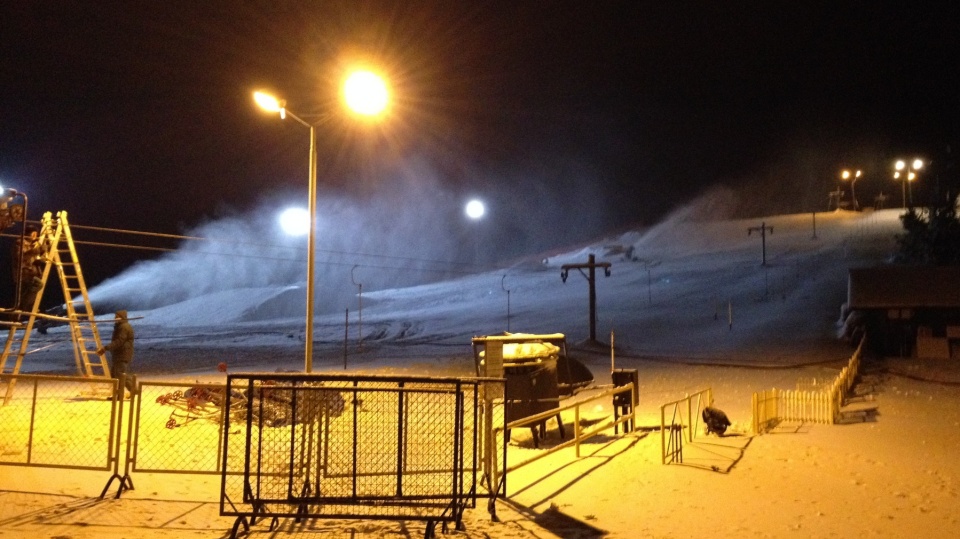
[1,211,110,403]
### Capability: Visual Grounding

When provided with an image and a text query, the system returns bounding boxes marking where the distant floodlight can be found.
[895,160,906,171]
[465,199,485,220]
[343,71,389,116]
[279,207,310,236]
[912,158,923,170]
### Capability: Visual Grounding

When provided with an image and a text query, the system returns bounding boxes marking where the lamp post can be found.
[840,169,862,211]
[254,70,388,373]
[894,158,923,209]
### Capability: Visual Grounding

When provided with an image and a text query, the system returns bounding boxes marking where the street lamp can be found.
[840,169,862,211]
[254,70,388,373]
[464,199,485,220]
[894,158,923,208]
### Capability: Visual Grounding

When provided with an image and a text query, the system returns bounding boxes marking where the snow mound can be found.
[128,286,299,327]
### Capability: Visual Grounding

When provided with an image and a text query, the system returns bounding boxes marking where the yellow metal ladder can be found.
[1,211,109,403]
[54,211,110,378]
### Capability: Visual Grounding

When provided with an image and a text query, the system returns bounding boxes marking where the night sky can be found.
[2,2,959,308]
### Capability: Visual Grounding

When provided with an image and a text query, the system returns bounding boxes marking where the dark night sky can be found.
[2,1,959,307]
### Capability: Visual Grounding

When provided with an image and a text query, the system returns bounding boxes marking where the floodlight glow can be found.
[254,91,283,113]
[343,71,389,116]
[279,207,310,236]
[895,160,906,171]
[841,170,850,180]
[465,199,485,220]
[912,159,923,170]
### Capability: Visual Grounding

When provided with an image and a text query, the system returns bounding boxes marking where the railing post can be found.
[574,405,581,458]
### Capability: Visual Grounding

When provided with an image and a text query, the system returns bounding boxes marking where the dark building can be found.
[847,267,960,358]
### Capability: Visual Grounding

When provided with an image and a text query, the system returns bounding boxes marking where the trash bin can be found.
[503,358,560,423]
[503,358,564,447]
[472,333,572,447]
[612,368,639,433]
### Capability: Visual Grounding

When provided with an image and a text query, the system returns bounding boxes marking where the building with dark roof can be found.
[847,267,960,358]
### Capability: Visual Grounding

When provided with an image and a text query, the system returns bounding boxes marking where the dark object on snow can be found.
[557,353,594,396]
[702,406,731,436]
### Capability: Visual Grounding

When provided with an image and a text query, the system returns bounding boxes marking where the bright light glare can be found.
[254,91,282,112]
[841,170,850,180]
[343,71,389,116]
[465,200,485,220]
[895,160,906,171]
[912,159,923,170]
[279,207,310,236]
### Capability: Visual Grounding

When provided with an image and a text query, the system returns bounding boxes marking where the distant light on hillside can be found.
[279,207,310,236]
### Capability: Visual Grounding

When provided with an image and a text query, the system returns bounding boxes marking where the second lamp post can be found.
[253,70,389,373]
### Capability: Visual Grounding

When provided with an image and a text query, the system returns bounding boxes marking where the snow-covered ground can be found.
[4,207,960,538]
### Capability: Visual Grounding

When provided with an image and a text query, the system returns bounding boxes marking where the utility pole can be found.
[561,254,611,344]
[748,222,774,266]
[351,265,362,351]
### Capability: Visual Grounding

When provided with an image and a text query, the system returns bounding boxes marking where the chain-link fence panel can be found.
[130,381,229,473]
[220,374,505,536]
[0,374,117,470]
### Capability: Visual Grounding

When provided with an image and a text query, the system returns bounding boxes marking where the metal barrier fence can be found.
[659,388,713,464]
[219,373,505,539]
[502,383,636,484]
[751,337,864,433]
[0,373,119,471]
[130,381,229,474]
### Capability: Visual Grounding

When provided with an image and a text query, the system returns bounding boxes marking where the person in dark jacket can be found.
[98,310,135,399]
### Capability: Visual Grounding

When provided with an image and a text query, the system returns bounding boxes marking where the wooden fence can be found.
[751,337,863,434]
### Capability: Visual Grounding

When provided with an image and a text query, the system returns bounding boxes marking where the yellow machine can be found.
[1,211,109,403]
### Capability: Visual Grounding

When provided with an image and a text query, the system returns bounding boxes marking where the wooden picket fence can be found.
[751,337,863,434]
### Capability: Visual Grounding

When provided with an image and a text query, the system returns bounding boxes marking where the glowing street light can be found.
[840,169,862,211]
[278,207,310,236]
[254,69,389,373]
[464,199,485,220]
[894,158,923,208]
[343,70,389,116]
